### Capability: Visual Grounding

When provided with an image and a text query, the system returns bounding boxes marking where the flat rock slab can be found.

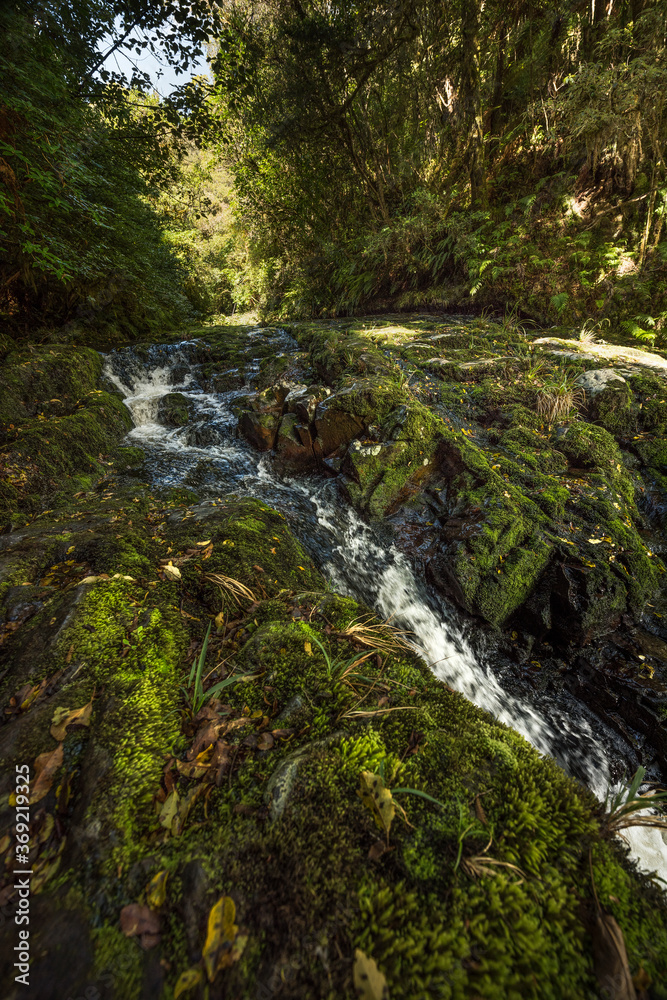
[575,369,628,396]
[532,336,667,374]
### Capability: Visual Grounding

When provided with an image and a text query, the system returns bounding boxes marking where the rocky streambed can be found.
[1,314,667,999]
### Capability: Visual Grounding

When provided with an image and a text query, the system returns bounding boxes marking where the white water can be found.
[104,340,667,882]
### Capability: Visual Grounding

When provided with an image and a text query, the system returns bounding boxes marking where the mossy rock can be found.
[1,494,666,998]
[156,392,192,427]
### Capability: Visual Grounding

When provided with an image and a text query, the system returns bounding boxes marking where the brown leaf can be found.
[474,794,487,826]
[50,696,93,741]
[368,840,391,862]
[592,913,637,1000]
[233,803,255,816]
[31,745,64,804]
[271,729,294,740]
[377,696,390,708]
[177,744,214,779]
[210,741,233,786]
[120,904,160,939]
[256,732,274,751]
[140,932,161,950]
[186,721,223,761]
[193,705,219,724]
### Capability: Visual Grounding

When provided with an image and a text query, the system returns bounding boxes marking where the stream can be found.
[104,329,667,882]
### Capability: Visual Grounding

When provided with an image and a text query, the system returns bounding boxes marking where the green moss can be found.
[556,422,621,469]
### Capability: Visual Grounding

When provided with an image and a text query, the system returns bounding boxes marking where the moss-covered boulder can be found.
[156,392,192,427]
[1,487,666,1000]
[0,345,137,527]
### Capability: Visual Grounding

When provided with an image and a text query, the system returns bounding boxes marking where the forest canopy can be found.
[2,0,667,342]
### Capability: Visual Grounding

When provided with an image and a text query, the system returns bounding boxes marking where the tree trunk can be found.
[460,0,485,207]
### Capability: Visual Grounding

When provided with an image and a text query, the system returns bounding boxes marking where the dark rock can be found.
[274,413,316,468]
[313,401,364,457]
[156,392,191,427]
[238,410,280,451]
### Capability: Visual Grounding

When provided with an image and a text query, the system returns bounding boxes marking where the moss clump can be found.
[0,345,135,524]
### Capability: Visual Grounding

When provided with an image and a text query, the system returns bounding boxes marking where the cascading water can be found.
[104,334,667,881]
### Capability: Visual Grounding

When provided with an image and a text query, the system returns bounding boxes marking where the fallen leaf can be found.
[588,538,603,545]
[592,912,637,1000]
[187,721,224,761]
[50,697,93,741]
[31,745,64,804]
[120,904,161,948]
[474,794,487,826]
[353,949,388,1000]
[256,732,274,751]
[368,840,390,862]
[357,771,395,837]
[174,967,204,998]
[159,790,179,831]
[172,784,206,836]
[196,540,212,547]
[215,611,225,629]
[147,870,169,909]
[304,641,312,655]
[210,741,233,786]
[177,744,214,779]
[203,896,244,981]
[163,562,182,581]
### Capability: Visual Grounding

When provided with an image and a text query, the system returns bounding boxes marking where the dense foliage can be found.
[0,1,221,342]
[213,0,667,337]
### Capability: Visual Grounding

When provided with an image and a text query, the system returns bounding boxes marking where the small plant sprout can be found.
[309,633,377,682]
[579,317,609,345]
[602,766,667,839]
[184,621,253,716]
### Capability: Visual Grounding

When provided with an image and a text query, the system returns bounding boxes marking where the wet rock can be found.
[238,410,280,451]
[313,401,365,457]
[284,384,329,424]
[274,413,316,468]
[157,392,191,427]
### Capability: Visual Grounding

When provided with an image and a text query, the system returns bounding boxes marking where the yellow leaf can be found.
[163,562,182,581]
[195,540,212,547]
[174,967,204,998]
[203,896,238,982]
[159,790,179,831]
[147,870,168,909]
[215,611,226,629]
[588,539,603,545]
[304,641,312,655]
[357,771,395,837]
[176,744,214,779]
[353,949,388,1000]
[50,697,93,741]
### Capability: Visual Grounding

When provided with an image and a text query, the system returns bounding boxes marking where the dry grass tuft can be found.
[204,572,256,605]
[335,616,413,654]
[536,377,585,423]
